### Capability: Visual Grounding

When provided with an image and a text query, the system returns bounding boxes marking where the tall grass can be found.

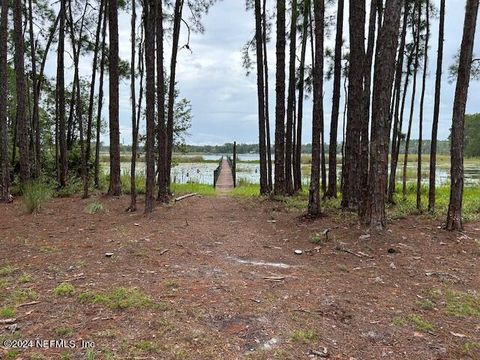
[22,181,52,213]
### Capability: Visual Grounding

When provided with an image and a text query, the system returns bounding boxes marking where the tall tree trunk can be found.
[13,0,29,184]
[156,0,168,202]
[307,0,324,217]
[27,0,40,177]
[84,0,105,198]
[254,0,269,195]
[0,0,9,201]
[274,0,286,196]
[285,0,297,195]
[108,0,121,196]
[402,2,420,198]
[57,0,67,188]
[165,0,184,196]
[428,0,445,213]
[128,0,137,211]
[446,0,479,231]
[262,0,272,192]
[366,0,403,229]
[295,0,310,193]
[144,0,155,213]
[94,1,108,189]
[67,0,88,194]
[416,0,429,210]
[387,0,409,203]
[341,0,365,210]
[359,0,378,218]
[326,0,344,198]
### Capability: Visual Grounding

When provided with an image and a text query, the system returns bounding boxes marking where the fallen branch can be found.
[17,301,40,308]
[0,318,16,325]
[263,276,286,281]
[159,249,169,256]
[174,193,197,202]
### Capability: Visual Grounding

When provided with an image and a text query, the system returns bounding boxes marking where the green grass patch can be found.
[0,266,17,277]
[22,181,53,213]
[290,329,317,343]
[18,274,33,284]
[393,314,435,332]
[171,183,216,196]
[9,289,39,304]
[417,299,436,310]
[79,287,154,310]
[464,341,480,355]
[55,327,74,337]
[53,283,75,297]
[230,184,260,197]
[134,340,156,352]
[445,289,480,318]
[5,350,20,360]
[0,307,16,318]
[85,202,107,214]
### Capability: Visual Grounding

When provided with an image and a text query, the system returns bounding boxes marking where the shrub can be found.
[53,283,75,297]
[22,181,52,213]
[85,202,107,214]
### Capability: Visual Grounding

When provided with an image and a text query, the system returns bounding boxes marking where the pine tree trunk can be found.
[341,0,365,210]
[446,0,479,231]
[295,0,310,193]
[307,0,324,217]
[0,0,9,201]
[108,0,122,196]
[84,0,105,198]
[428,0,445,213]
[387,1,409,203]
[402,3,420,198]
[13,0,30,184]
[285,0,297,195]
[28,0,40,177]
[165,0,184,196]
[326,0,344,198]
[94,4,108,189]
[129,0,137,211]
[57,0,67,188]
[359,0,378,218]
[144,0,156,213]
[254,0,269,195]
[366,0,403,229]
[262,0,272,192]
[274,0,286,196]
[417,0,429,210]
[156,0,168,202]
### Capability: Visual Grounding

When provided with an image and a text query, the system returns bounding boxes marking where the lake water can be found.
[112,154,479,187]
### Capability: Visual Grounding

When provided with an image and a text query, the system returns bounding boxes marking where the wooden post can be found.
[233,141,237,187]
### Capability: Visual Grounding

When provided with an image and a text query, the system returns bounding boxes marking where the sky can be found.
[48,0,480,146]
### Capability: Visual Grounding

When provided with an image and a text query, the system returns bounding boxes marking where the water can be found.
[111,154,480,187]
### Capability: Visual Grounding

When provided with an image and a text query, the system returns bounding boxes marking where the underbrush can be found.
[22,181,53,213]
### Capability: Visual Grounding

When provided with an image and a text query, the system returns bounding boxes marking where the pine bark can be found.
[144,0,156,213]
[84,0,105,198]
[129,0,138,211]
[57,0,67,188]
[165,0,184,196]
[13,0,30,184]
[285,0,297,195]
[341,0,365,210]
[254,0,269,195]
[307,0,324,217]
[295,0,310,193]
[366,0,403,229]
[326,0,344,198]
[108,0,121,196]
[274,0,286,196]
[94,3,108,189]
[156,0,168,202]
[0,0,9,201]
[446,0,479,231]
[417,0,429,210]
[387,1,409,203]
[428,0,445,213]
[262,0,272,192]
[402,3,421,198]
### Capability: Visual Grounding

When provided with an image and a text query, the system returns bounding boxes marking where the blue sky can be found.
[47,0,480,145]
